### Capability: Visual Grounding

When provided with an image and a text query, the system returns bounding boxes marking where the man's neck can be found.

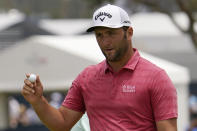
[108,47,134,73]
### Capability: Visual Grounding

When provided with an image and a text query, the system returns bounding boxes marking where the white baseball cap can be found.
[87,4,131,32]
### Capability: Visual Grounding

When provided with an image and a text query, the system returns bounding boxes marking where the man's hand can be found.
[21,74,83,131]
[22,74,43,105]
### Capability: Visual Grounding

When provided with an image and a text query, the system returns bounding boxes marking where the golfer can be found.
[22,4,177,131]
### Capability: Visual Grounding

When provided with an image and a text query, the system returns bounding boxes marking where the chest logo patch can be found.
[122,85,136,93]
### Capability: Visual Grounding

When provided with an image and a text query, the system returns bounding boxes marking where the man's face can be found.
[94,27,129,62]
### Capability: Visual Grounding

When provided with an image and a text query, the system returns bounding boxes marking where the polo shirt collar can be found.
[104,48,140,73]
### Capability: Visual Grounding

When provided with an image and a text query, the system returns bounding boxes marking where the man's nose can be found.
[102,35,111,46]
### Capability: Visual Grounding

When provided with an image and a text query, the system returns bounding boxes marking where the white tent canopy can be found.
[37,35,190,84]
[39,12,197,36]
[39,19,90,35]
[132,12,188,36]
[0,9,24,31]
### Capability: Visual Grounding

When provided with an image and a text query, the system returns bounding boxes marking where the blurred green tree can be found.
[126,0,197,49]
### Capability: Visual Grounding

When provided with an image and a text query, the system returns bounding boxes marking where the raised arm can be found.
[21,74,83,131]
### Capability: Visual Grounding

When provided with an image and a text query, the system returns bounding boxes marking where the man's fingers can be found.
[23,85,35,94]
[24,79,34,88]
[22,88,33,95]
[23,74,43,97]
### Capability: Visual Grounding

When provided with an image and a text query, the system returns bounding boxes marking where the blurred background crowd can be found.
[7,92,64,131]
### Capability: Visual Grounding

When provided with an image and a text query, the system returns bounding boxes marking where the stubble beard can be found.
[103,38,129,62]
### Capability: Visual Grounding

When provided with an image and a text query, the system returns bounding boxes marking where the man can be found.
[22,4,177,131]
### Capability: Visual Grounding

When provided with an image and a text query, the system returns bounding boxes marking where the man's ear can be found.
[127,27,133,40]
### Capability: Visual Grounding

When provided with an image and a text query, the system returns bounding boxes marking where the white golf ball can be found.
[28,74,36,83]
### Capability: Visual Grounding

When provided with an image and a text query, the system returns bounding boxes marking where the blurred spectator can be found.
[49,92,63,109]
[189,95,197,118]
[8,96,20,128]
[187,118,197,131]
[26,106,41,125]
[18,104,29,126]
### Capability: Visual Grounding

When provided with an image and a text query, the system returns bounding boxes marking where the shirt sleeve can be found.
[150,70,178,121]
[62,74,86,113]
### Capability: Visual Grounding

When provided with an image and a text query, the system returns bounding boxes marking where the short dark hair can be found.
[122,26,129,39]
[122,26,129,32]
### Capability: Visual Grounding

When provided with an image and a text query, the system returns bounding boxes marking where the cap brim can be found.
[86,25,125,32]
[86,27,95,32]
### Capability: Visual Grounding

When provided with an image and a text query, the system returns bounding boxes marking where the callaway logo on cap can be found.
[87,4,131,32]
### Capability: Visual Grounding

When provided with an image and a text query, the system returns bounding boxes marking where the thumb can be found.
[34,75,43,96]
[35,75,43,88]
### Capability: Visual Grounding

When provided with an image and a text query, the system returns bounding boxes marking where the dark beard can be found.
[99,30,129,62]
[104,37,129,62]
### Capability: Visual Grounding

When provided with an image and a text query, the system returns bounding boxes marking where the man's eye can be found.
[96,33,102,38]
[108,31,115,35]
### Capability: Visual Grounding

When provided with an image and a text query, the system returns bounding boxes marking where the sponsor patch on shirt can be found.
[122,85,136,93]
